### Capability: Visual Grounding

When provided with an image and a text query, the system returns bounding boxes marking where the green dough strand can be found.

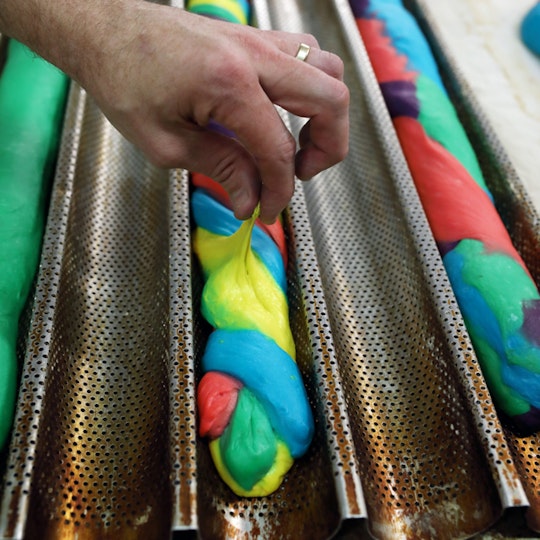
[219,388,278,491]
[416,74,488,192]
[0,40,69,449]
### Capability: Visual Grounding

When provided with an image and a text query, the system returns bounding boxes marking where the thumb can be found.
[160,126,261,221]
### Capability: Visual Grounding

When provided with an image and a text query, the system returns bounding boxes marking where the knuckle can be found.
[333,137,350,163]
[209,50,252,90]
[333,79,350,109]
[210,147,246,185]
[274,134,297,164]
[205,53,258,123]
[325,79,350,123]
[324,51,345,80]
[145,142,182,169]
[327,126,349,163]
[297,32,319,49]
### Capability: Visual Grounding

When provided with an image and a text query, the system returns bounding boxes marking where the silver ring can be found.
[295,42,311,62]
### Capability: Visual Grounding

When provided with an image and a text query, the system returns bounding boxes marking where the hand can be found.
[0,1,350,223]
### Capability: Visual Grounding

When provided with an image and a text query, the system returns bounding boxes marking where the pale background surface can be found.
[421,0,540,210]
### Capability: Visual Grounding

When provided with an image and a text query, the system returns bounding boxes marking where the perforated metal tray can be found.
[257,0,540,537]
[409,1,540,534]
[1,0,540,538]
[0,49,364,540]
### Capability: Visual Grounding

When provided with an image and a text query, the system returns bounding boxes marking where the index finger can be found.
[213,81,298,223]
[260,45,350,179]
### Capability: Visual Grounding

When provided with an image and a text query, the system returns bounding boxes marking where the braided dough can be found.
[351,0,540,434]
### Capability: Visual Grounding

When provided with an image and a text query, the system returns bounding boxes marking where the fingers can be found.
[127,17,347,224]
[145,125,262,221]
[302,48,345,81]
[152,110,295,224]
[258,39,350,181]
[289,40,345,81]
[211,78,297,223]
[203,29,348,222]
[293,73,350,180]
[261,30,344,80]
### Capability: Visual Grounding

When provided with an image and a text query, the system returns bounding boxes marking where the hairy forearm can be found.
[0,0,143,88]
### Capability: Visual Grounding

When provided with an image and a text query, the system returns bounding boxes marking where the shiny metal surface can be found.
[263,0,539,538]
[404,0,540,531]
[410,1,540,533]
[2,87,174,540]
[0,40,365,540]
[1,0,540,538]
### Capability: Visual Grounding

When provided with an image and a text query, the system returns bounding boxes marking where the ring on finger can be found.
[295,42,311,62]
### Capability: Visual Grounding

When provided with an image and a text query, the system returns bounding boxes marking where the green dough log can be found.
[0,40,68,449]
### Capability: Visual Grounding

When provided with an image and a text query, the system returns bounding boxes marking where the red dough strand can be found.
[191,172,288,267]
[197,372,243,439]
[191,172,231,208]
[394,117,530,275]
[356,19,415,83]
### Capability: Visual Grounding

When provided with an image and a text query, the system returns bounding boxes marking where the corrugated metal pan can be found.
[1,0,540,538]
[257,0,540,537]
[408,1,540,533]
[0,39,365,540]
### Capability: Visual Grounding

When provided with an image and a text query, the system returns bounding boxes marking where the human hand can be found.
[0,0,349,223]
[83,3,349,223]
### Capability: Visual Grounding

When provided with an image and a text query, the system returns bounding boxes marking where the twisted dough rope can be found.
[351,0,540,435]
[0,40,68,449]
[186,0,314,496]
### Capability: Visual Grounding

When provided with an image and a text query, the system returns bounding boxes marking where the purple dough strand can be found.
[505,405,540,437]
[379,80,420,119]
[438,240,460,257]
[522,299,540,347]
[348,0,370,18]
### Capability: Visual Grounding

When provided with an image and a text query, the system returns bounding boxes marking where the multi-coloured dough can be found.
[187,0,250,24]
[0,40,69,449]
[187,0,314,496]
[351,0,540,434]
[191,184,314,496]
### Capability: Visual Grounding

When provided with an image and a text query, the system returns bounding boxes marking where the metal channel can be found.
[0,84,86,540]
[1,85,174,539]
[259,0,536,538]
[1,7,367,540]
[409,0,540,533]
[2,0,540,538]
[190,185,368,540]
[190,2,368,536]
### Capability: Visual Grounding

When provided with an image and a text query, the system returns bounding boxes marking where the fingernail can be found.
[231,188,256,221]
[259,212,278,225]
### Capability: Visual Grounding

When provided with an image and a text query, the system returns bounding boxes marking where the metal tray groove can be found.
[0,71,365,540]
[1,0,540,538]
[260,0,540,537]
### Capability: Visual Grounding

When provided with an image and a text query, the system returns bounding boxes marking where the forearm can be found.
[0,0,141,88]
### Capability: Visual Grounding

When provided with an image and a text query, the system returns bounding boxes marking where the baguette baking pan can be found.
[1,0,540,538]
